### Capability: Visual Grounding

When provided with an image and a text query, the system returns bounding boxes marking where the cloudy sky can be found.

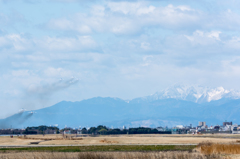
[1,0,240,117]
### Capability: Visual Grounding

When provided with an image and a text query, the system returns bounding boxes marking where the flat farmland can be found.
[1,134,240,159]
[0,134,239,146]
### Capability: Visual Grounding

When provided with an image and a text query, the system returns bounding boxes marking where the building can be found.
[176,125,184,129]
[0,129,25,135]
[64,130,71,134]
[156,127,164,131]
[198,122,206,127]
[223,121,232,126]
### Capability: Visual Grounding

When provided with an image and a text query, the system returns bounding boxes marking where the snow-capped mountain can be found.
[2,84,240,129]
[131,84,240,103]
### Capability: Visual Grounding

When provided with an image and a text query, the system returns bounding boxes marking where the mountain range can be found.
[131,84,240,103]
[1,84,240,129]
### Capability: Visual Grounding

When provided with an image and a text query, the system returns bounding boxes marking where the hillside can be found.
[1,96,239,129]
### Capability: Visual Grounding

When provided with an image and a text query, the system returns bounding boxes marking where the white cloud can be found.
[0,34,97,53]
[38,36,97,51]
[107,2,155,15]
[43,1,240,36]
[184,30,222,46]
[43,67,73,78]
[208,31,221,40]
[48,18,92,34]
[46,2,200,34]
[0,34,32,51]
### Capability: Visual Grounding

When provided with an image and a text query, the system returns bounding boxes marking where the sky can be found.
[1,0,240,117]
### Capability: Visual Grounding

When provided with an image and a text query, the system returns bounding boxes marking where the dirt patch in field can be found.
[99,139,119,144]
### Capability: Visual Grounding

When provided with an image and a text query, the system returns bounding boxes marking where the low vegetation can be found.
[0,145,195,152]
[85,125,171,135]
[23,126,59,134]
[0,151,230,159]
[199,141,240,155]
[0,143,237,158]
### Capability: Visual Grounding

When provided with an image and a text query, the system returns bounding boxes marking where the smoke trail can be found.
[17,113,33,124]
[0,112,24,129]
[27,77,79,97]
[0,78,79,129]
[21,77,79,110]
[24,113,33,120]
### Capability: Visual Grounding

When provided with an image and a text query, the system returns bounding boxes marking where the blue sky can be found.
[1,0,240,117]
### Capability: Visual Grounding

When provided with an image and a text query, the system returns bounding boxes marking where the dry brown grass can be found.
[1,134,239,146]
[18,135,83,141]
[0,151,230,159]
[199,142,240,155]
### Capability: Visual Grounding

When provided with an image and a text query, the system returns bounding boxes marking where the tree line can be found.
[81,125,171,135]
[20,125,171,135]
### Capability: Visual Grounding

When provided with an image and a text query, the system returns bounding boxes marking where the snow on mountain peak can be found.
[142,84,240,103]
[206,87,230,102]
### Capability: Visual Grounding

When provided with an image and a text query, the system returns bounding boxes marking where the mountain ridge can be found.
[132,84,240,103]
[1,85,240,129]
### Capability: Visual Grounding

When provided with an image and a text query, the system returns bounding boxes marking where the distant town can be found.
[0,121,238,135]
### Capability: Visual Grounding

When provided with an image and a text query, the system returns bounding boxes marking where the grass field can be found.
[200,142,240,155]
[0,151,229,159]
[1,135,240,158]
[0,145,196,152]
[0,134,239,146]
